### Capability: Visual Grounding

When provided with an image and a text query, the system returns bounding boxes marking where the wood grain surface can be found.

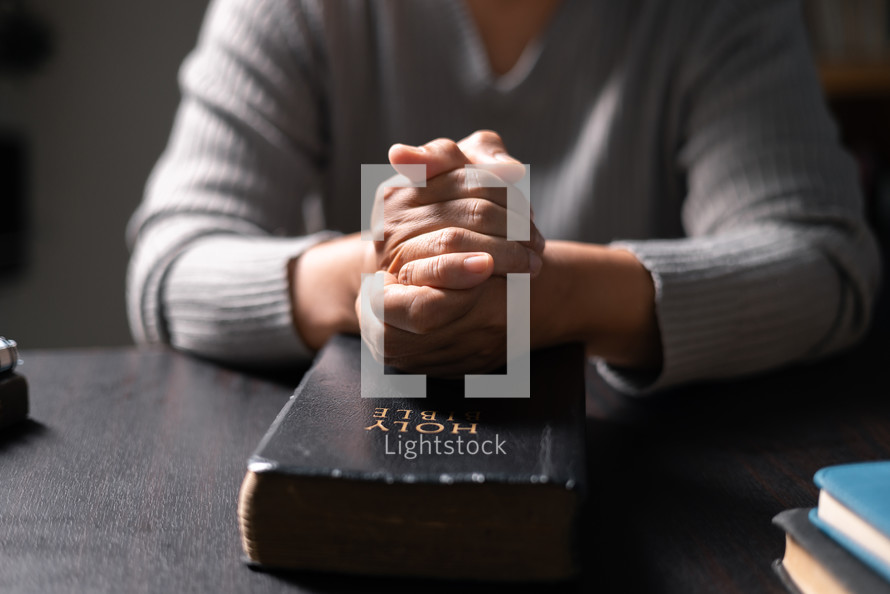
[1,337,889,593]
[582,332,890,593]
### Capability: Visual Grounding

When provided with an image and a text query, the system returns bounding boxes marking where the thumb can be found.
[458,130,526,183]
[398,252,494,290]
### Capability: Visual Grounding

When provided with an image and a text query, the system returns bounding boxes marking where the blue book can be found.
[811,461,890,584]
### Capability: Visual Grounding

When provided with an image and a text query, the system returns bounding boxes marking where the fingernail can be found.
[463,255,490,274]
[528,250,543,275]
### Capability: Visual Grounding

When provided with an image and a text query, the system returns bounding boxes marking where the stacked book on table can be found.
[773,461,890,594]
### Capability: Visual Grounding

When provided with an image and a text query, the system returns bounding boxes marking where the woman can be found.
[127,0,881,393]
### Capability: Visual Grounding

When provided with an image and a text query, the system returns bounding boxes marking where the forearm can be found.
[149,231,331,366]
[128,0,330,358]
[531,240,662,370]
[289,234,663,372]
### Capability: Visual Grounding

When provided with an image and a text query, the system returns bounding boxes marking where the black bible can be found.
[238,334,586,582]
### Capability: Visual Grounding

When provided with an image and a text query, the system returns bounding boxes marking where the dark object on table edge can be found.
[0,371,28,429]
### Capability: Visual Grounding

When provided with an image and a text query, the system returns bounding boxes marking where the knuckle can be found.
[455,167,474,192]
[406,291,432,334]
[465,168,503,195]
[400,263,415,285]
[406,291,425,323]
[511,242,530,270]
[390,186,420,206]
[430,256,445,282]
[387,245,410,273]
[383,185,415,208]
[383,220,398,241]
[436,228,464,254]
[428,137,461,159]
[472,129,503,146]
[467,199,487,228]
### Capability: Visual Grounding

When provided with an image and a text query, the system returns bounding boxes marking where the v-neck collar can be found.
[448,0,576,93]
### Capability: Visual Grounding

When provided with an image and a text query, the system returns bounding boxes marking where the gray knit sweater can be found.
[126,0,881,393]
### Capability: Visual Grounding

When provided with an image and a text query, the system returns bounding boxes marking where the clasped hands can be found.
[358,130,543,377]
[292,130,661,374]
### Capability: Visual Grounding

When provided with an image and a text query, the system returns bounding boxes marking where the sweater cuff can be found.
[597,228,842,394]
[162,231,338,366]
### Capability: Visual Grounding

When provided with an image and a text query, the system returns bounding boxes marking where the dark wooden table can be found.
[1,336,889,593]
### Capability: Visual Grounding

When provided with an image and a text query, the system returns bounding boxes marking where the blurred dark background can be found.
[0,0,208,347]
[0,0,888,349]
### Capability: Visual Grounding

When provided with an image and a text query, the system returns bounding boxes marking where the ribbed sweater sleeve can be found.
[597,1,881,392]
[126,0,333,364]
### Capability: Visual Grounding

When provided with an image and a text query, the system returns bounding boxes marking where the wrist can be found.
[290,234,365,351]
[531,241,662,370]
[592,247,662,369]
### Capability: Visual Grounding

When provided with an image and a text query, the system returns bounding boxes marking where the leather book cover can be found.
[0,372,28,429]
[772,507,890,594]
[772,559,804,594]
[239,334,586,581]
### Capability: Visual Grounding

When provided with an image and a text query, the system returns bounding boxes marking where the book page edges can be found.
[818,490,890,567]
[783,533,853,594]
